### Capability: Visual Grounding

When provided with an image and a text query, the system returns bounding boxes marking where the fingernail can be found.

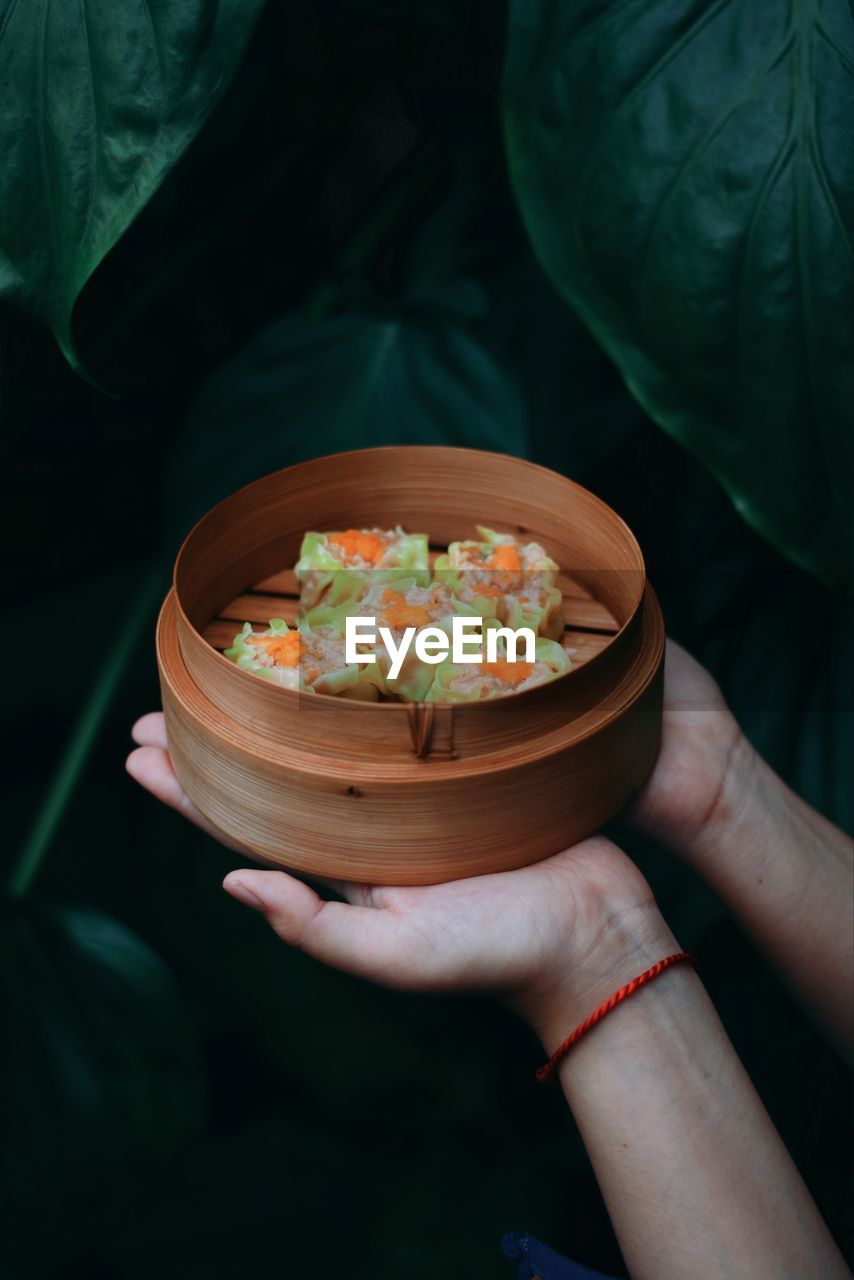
[223,874,266,913]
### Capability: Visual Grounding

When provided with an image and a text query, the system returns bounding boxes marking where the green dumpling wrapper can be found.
[434,526,563,641]
[295,527,429,612]
[311,577,487,703]
[224,618,377,699]
[424,619,571,703]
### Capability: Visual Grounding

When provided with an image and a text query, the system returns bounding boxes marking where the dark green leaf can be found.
[478,253,854,835]
[503,0,854,587]
[0,0,265,367]
[0,900,207,1253]
[165,289,529,537]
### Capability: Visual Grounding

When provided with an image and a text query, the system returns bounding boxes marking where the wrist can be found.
[685,728,764,870]
[518,897,680,1054]
[632,704,755,860]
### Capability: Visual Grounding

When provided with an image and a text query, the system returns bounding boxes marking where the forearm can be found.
[526,908,849,1280]
[688,735,853,1049]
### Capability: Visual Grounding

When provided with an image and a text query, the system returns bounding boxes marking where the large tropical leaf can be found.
[503,0,854,587]
[0,0,265,367]
[479,254,854,835]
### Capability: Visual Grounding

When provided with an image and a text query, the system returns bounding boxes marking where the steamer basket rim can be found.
[157,586,664,783]
[171,445,648,715]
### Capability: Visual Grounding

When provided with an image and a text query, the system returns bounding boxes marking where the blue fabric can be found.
[501,1232,620,1280]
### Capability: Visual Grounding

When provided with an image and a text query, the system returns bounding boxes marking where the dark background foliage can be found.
[1,2,851,1277]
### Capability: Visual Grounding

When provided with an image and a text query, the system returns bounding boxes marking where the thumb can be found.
[222,869,415,986]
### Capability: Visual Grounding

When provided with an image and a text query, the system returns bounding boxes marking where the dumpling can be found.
[224,618,377,699]
[434,526,564,641]
[308,577,487,703]
[296,527,429,612]
[425,619,571,703]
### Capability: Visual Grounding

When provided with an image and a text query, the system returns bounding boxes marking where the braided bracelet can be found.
[535,951,697,1083]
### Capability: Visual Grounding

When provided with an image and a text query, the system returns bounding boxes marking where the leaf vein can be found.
[139,0,164,88]
[576,0,739,261]
[35,0,60,274]
[634,34,795,299]
[810,134,854,271]
[0,0,22,48]
[613,0,738,120]
[75,0,100,290]
[792,5,848,557]
[815,19,854,76]
[736,141,794,412]
[567,0,647,47]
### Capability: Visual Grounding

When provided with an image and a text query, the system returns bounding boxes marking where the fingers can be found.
[126,715,390,877]
[222,869,413,984]
[126,744,186,810]
[317,878,395,908]
[125,744,250,854]
[131,711,168,749]
[662,638,726,711]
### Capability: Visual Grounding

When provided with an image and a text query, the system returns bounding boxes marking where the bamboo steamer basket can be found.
[156,446,664,884]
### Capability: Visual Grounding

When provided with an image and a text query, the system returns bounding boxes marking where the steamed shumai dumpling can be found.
[224,618,377,699]
[307,576,487,703]
[295,527,429,612]
[434,526,564,641]
[425,619,571,703]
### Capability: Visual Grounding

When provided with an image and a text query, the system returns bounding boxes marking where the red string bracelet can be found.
[535,951,697,1083]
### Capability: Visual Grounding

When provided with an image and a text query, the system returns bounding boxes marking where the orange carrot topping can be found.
[378,588,431,628]
[263,631,301,667]
[328,530,387,564]
[488,543,521,572]
[481,660,534,687]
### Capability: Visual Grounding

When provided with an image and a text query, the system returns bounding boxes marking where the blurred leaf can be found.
[480,252,646,477]
[0,564,152,717]
[503,0,854,587]
[0,900,207,1260]
[165,287,529,536]
[7,565,162,900]
[315,0,463,26]
[673,563,854,833]
[0,0,265,368]
[476,254,854,836]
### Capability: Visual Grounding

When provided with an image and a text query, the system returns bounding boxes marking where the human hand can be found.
[628,646,853,1052]
[125,640,734,1026]
[627,639,747,857]
[126,713,673,1035]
